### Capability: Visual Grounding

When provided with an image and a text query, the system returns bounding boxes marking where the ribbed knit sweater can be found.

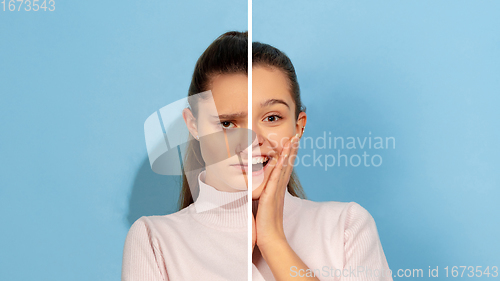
[121,170,392,281]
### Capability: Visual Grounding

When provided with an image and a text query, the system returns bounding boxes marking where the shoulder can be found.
[294,196,361,223]
[300,198,374,221]
[291,198,391,273]
[341,202,379,240]
[301,197,353,212]
[292,198,378,237]
[339,202,375,225]
[124,216,157,247]
[339,203,387,262]
[306,200,377,236]
[306,200,385,258]
[286,196,352,233]
[125,206,194,242]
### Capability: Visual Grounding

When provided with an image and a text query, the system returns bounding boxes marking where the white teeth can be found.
[251,156,269,165]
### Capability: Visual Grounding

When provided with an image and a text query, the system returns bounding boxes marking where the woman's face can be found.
[194,73,250,192]
[184,66,306,196]
[251,66,306,199]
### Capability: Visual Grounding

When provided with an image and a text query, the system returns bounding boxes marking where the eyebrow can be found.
[211,112,247,120]
[260,98,290,109]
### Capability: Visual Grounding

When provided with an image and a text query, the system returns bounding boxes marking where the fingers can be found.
[265,135,299,196]
[252,213,256,251]
[277,140,292,187]
[282,135,300,184]
[266,145,286,190]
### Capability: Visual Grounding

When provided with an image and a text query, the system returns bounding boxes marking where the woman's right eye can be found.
[220,121,236,129]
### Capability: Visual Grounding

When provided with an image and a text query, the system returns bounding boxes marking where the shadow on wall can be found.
[126,157,182,227]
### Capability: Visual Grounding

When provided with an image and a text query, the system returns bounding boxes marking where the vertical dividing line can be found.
[247,0,253,279]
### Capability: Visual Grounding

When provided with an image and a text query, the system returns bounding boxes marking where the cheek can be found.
[200,142,226,166]
[197,119,219,136]
[267,132,294,153]
[267,134,281,151]
[199,143,210,163]
[197,121,225,163]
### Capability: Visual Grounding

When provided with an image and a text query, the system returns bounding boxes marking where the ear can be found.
[182,108,199,140]
[295,111,307,138]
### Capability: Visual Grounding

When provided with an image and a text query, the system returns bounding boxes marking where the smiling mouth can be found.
[232,156,272,172]
[252,156,271,171]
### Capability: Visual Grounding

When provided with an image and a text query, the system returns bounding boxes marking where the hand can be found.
[252,213,256,252]
[252,135,318,280]
[254,135,300,250]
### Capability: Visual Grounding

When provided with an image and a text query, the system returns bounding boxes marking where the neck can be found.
[204,169,244,192]
[193,170,303,229]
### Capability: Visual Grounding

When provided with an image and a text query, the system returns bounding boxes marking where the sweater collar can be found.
[192,170,302,230]
[194,170,248,213]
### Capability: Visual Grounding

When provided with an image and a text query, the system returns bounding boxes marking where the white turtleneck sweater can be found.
[121,170,392,281]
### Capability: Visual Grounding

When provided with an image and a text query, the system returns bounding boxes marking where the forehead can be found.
[252,66,293,106]
[209,73,248,114]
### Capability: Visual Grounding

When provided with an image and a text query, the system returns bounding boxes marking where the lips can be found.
[230,154,273,174]
[232,154,274,166]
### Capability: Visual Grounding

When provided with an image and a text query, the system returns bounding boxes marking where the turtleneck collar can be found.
[191,170,303,230]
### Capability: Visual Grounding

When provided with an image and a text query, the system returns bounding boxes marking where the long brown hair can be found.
[178,31,307,210]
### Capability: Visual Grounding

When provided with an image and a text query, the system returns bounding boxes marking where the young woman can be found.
[122,31,392,281]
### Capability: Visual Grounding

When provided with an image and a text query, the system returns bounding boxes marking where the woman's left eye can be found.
[264,115,282,122]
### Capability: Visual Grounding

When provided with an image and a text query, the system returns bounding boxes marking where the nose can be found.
[238,129,263,159]
[252,130,265,150]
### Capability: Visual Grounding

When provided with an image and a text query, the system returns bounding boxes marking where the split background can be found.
[1,0,499,280]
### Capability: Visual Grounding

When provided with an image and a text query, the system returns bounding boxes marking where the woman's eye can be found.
[220,121,236,129]
[265,115,282,122]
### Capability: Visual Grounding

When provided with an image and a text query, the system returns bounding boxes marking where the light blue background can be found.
[1,0,499,280]
[0,1,247,280]
[254,0,500,279]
